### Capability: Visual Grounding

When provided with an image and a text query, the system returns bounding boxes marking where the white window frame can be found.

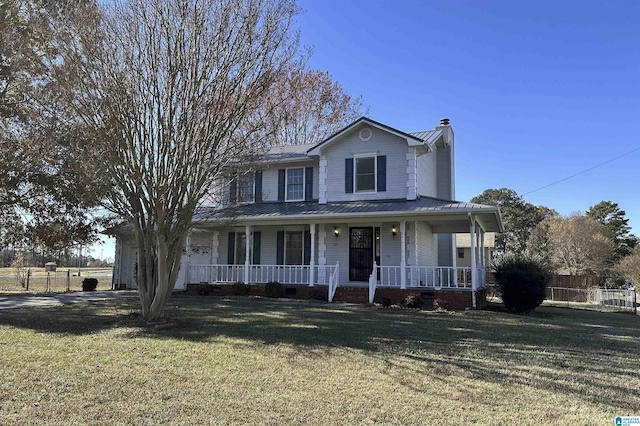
[353,153,378,194]
[284,231,304,265]
[285,167,305,201]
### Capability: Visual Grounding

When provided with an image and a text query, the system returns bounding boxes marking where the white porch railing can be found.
[188,263,338,286]
[328,262,340,302]
[373,265,485,289]
[368,263,487,305]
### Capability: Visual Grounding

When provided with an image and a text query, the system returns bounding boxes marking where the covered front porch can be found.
[184,211,495,308]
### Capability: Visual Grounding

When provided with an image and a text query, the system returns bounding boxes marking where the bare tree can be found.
[264,64,367,146]
[615,250,640,288]
[531,214,615,275]
[62,0,300,319]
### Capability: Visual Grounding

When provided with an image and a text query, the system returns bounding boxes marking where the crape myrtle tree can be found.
[62,0,301,319]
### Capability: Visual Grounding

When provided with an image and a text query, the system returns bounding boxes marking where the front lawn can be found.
[0,297,638,424]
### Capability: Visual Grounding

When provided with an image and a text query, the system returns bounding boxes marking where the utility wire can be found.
[522,146,640,196]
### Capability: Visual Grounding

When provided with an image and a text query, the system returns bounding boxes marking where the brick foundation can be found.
[183,283,487,310]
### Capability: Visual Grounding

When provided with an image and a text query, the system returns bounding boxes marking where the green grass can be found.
[0,297,639,425]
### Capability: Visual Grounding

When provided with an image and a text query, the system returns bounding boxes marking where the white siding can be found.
[323,125,409,202]
[417,151,437,197]
[438,234,453,266]
[415,221,437,266]
[436,145,452,199]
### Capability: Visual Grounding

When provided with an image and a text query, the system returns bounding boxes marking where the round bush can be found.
[82,278,98,291]
[264,281,284,298]
[493,256,550,314]
[231,282,251,296]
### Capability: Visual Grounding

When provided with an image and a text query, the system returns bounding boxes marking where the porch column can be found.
[317,226,327,283]
[400,221,406,289]
[244,225,251,284]
[309,223,316,287]
[185,231,192,285]
[452,233,458,287]
[479,229,485,269]
[469,216,477,308]
[210,231,219,283]
[211,231,219,264]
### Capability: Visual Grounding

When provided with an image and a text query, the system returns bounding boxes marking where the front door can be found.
[349,227,374,281]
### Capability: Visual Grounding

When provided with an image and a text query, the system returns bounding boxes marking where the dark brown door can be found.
[349,227,373,281]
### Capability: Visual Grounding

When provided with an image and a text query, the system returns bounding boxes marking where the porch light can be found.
[334,227,340,238]
[391,226,397,239]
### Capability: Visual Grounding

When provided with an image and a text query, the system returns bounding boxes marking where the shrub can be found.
[434,298,448,310]
[405,293,424,309]
[82,278,98,292]
[374,296,392,307]
[308,289,326,301]
[231,282,251,296]
[199,286,211,296]
[264,281,284,298]
[493,254,551,314]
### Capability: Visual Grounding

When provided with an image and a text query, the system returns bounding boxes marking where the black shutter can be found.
[305,167,313,200]
[229,178,237,204]
[345,158,354,193]
[377,155,386,192]
[254,171,262,202]
[304,231,311,265]
[252,231,261,264]
[278,169,286,201]
[276,231,284,265]
[227,232,235,264]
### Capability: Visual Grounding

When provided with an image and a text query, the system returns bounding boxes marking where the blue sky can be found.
[92,0,640,260]
[296,0,640,222]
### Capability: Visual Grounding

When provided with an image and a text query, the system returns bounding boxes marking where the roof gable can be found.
[307,116,432,156]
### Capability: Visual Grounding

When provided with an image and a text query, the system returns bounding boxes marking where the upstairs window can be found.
[227,172,255,205]
[345,155,386,193]
[236,174,255,203]
[286,168,304,201]
[355,157,376,192]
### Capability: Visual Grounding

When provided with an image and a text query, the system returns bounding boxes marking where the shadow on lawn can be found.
[1,295,639,411]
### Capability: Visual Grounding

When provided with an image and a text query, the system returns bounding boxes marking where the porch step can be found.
[333,287,369,303]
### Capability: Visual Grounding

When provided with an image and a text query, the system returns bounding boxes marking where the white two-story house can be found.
[112,117,503,309]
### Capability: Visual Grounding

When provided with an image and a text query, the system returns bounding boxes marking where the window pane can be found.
[287,168,304,200]
[235,234,246,264]
[237,174,254,203]
[355,157,375,191]
[356,175,375,191]
[285,232,303,265]
[356,157,375,174]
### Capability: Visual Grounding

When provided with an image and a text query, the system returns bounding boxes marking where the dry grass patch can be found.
[0,297,638,425]
[0,267,112,293]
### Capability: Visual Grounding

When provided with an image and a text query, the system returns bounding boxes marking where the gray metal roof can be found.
[262,142,317,162]
[410,130,439,142]
[193,197,502,232]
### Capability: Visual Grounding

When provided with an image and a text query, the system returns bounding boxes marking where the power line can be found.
[522,146,640,196]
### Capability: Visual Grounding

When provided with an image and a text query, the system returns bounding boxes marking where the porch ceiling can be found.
[193,197,503,233]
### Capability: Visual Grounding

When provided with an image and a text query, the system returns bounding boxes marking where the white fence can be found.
[545,286,637,313]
